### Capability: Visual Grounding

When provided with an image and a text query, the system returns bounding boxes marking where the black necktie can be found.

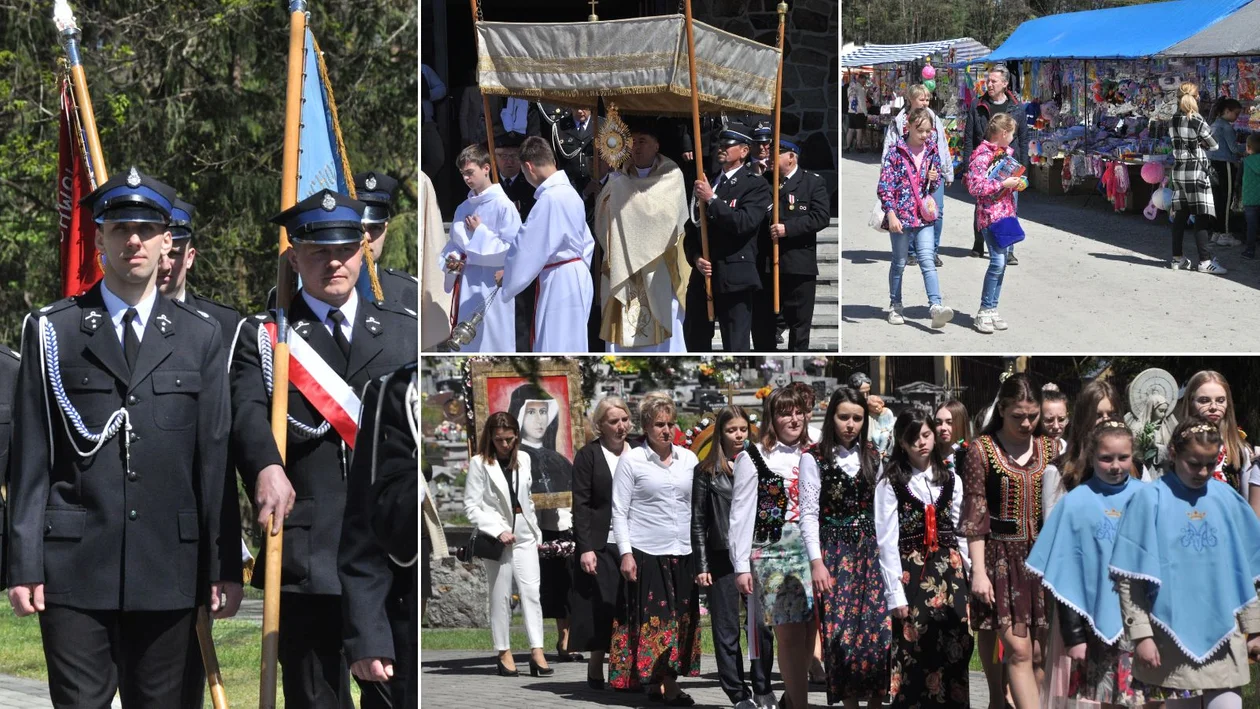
[122,308,140,372]
[328,309,351,360]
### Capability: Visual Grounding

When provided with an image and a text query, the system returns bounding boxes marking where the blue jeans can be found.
[933,181,946,251]
[980,228,1006,310]
[890,224,942,306]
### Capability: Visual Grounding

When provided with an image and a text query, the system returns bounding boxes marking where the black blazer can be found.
[339,364,416,667]
[758,168,831,277]
[685,164,772,294]
[0,344,22,591]
[571,440,616,555]
[378,267,419,311]
[7,285,232,610]
[231,292,417,596]
[501,172,537,221]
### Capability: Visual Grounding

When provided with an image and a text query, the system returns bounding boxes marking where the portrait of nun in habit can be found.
[508,382,574,509]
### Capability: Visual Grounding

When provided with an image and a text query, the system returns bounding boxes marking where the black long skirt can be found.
[607,549,702,691]
[567,541,622,652]
[539,528,574,619]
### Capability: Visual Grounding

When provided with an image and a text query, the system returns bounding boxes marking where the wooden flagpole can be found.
[54,1,107,185]
[771,2,787,314]
[260,1,308,706]
[683,0,714,321]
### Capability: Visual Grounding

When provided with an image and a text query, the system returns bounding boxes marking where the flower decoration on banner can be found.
[596,103,631,170]
[755,385,773,400]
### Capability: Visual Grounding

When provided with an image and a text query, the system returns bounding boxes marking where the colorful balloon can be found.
[1140,161,1165,185]
[924,79,936,92]
[921,64,936,80]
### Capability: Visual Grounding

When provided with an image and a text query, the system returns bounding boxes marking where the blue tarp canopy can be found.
[981,0,1251,61]
[841,38,990,67]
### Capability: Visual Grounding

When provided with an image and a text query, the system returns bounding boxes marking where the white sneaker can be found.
[990,311,1009,330]
[1170,257,1192,270]
[975,309,996,334]
[887,304,905,325]
[753,694,780,709]
[929,304,954,328]
[1218,234,1242,246]
[1199,258,1229,275]
[735,700,758,709]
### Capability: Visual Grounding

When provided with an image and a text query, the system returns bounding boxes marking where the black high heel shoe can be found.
[496,658,519,677]
[585,672,604,690]
[529,658,554,677]
[555,641,584,663]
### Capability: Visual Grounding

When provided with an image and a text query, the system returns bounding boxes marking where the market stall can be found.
[842,37,990,170]
[973,0,1255,216]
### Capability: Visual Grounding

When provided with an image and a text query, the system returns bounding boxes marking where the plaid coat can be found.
[1169,113,1219,216]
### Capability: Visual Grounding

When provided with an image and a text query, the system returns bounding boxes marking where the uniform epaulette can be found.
[384,268,418,284]
[249,311,276,324]
[0,344,19,362]
[193,295,242,319]
[170,298,217,327]
[33,296,78,317]
[369,298,417,319]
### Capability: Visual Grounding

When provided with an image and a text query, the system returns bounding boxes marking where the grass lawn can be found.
[0,612,360,708]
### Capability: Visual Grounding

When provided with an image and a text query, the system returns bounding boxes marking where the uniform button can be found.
[175,378,182,387]
[128,510,138,521]
[128,472,138,482]
[81,376,90,385]
[129,432,139,443]
[128,395,138,405]
[45,521,52,534]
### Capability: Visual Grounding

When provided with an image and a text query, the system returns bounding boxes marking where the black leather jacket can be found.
[690,464,734,573]
[1058,601,1090,647]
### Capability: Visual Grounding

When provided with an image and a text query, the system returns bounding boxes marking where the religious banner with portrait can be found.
[468,358,584,509]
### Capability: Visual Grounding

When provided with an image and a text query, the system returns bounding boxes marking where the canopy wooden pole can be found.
[771,2,787,314]
[470,0,498,182]
[683,0,714,321]
[261,2,308,707]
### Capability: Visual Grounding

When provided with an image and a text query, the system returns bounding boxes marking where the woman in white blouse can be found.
[874,408,973,705]
[463,412,552,678]
[729,386,814,709]
[609,393,702,705]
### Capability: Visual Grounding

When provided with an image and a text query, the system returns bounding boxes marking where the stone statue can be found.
[1126,392,1177,467]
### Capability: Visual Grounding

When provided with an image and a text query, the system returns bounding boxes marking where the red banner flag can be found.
[58,77,99,297]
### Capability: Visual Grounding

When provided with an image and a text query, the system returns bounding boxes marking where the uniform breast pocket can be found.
[61,368,119,427]
[151,370,202,431]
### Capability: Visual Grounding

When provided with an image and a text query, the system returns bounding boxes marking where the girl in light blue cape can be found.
[1110,418,1260,708]
[1026,419,1152,707]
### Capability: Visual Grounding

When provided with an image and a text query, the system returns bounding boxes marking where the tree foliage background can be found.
[842,0,1161,50]
[0,0,418,347]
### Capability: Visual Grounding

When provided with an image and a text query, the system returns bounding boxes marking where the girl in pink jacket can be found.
[966,113,1025,334]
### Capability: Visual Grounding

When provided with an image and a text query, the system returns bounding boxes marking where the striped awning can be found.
[841,38,991,68]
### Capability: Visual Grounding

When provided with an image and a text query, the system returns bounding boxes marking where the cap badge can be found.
[126,167,141,188]
[321,193,337,211]
[365,174,377,190]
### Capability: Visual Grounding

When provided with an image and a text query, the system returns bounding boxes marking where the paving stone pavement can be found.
[422,649,991,708]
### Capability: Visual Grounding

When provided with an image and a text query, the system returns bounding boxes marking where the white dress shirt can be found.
[301,288,359,344]
[100,282,157,346]
[729,441,804,573]
[601,442,627,545]
[611,443,699,557]
[874,465,970,610]
[798,443,878,562]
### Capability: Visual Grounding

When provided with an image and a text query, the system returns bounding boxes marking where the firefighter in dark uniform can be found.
[685,127,772,352]
[6,167,239,709]
[157,197,248,709]
[0,343,21,594]
[231,189,418,709]
[751,139,831,352]
[354,171,418,309]
[553,107,601,196]
[338,362,418,709]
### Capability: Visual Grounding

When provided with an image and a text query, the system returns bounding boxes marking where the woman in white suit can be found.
[463,411,553,678]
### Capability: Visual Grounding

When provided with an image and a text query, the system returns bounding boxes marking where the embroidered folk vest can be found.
[894,474,958,555]
[978,434,1054,543]
[749,444,790,544]
[810,444,878,546]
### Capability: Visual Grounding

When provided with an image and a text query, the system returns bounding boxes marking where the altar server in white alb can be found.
[442,144,521,352]
[499,136,594,352]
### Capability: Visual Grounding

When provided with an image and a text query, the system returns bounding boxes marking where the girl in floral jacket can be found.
[877,107,955,330]
[966,112,1025,334]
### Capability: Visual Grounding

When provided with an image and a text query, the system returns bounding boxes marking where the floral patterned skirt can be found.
[750,522,814,627]
[607,549,702,691]
[820,526,891,702]
[970,537,1048,637]
[889,546,973,708]
[1043,607,1151,707]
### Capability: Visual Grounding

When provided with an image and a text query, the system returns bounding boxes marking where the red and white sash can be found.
[263,322,362,448]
